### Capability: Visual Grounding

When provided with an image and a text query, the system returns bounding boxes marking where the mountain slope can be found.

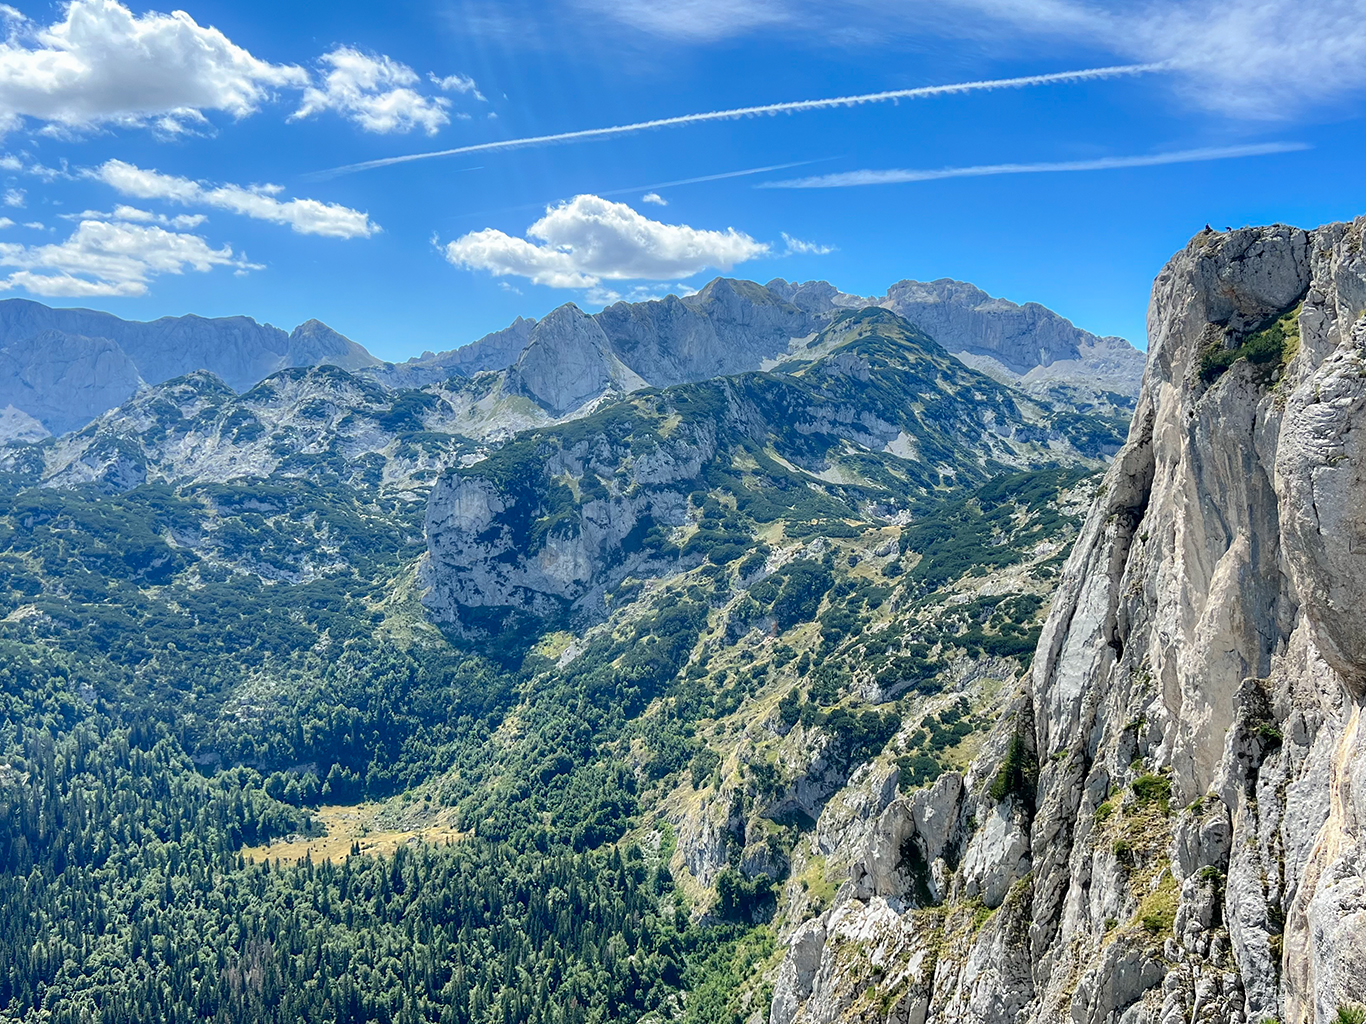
[0,272,1145,1024]
[765,221,1366,1024]
[4,364,481,495]
[422,307,1118,637]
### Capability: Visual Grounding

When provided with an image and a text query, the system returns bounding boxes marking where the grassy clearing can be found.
[241,802,465,865]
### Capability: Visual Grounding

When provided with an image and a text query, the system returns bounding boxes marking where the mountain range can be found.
[2,226,1359,1024]
[0,275,1143,441]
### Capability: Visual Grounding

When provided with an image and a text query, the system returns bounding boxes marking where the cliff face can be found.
[598,277,814,386]
[507,303,646,416]
[0,328,143,434]
[769,222,1366,1024]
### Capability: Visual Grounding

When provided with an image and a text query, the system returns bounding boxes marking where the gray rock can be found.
[379,275,1141,427]
[765,218,1366,1024]
[0,403,46,444]
[770,275,1146,398]
[508,303,643,415]
[368,316,536,388]
[285,319,381,373]
[771,917,827,1024]
[22,363,472,498]
[598,278,813,386]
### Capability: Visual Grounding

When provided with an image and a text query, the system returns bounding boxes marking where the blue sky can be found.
[0,0,1362,361]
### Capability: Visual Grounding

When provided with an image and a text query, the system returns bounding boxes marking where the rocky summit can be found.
[0,227,1361,1024]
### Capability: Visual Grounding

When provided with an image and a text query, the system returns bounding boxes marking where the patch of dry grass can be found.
[241,803,465,865]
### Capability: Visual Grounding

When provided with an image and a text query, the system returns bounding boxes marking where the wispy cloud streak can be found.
[759,142,1309,188]
[316,64,1158,177]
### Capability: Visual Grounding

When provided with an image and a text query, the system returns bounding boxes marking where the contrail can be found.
[314,64,1160,177]
[759,142,1310,188]
[594,159,831,198]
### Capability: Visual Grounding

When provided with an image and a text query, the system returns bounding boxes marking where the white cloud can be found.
[0,153,67,179]
[0,0,307,133]
[65,204,207,229]
[111,204,206,229]
[93,159,378,238]
[2,187,22,206]
[443,194,769,288]
[0,3,466,137]
[429,72,485,101]
[640,192,668,205]
[0,212,258,296]
[0,216,12,228]
[1091,0,1366,117]
[761,142,1310,188]
[20,220,40,228]
[293,47,450,135]
[781,232,833,254]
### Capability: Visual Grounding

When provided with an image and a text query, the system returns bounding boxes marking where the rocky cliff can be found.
[597,277,814,386]
[766,221,1366,1024]
[507,303,646,415]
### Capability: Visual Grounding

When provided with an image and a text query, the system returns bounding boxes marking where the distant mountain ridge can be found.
[370,276,1144,414]
[0,276,1141,440]
[0,299,378,436]
[770,277,1144,396]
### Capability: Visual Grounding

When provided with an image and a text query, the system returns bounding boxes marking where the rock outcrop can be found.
[768,221,1366,1024]
[508,304,646,415]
